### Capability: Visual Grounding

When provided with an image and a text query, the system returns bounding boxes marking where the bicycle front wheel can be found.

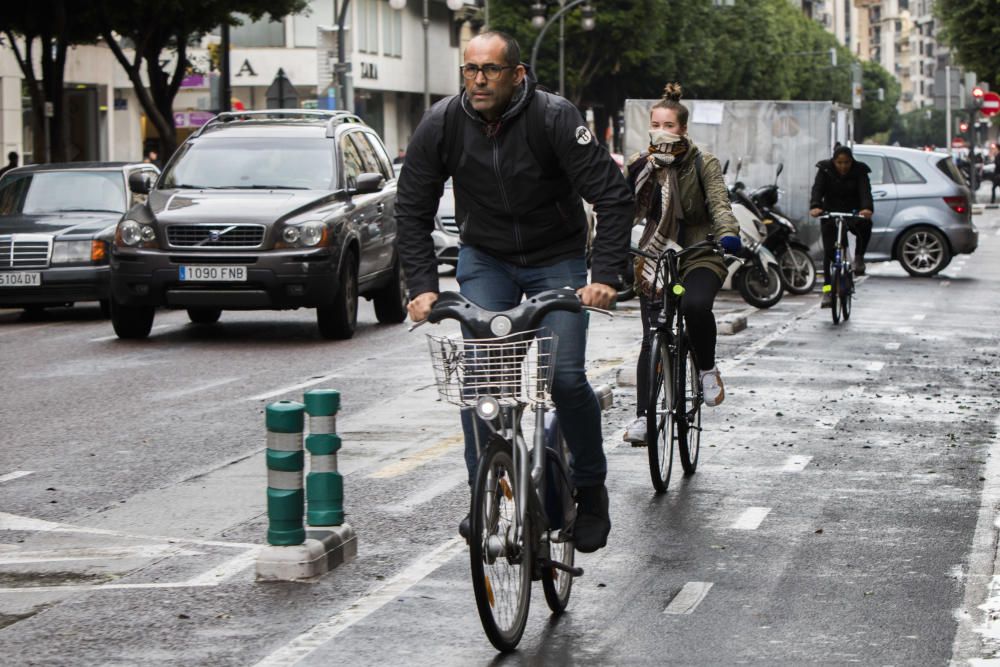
[840,270,853,322]
[470,437,532,652]
[831,266,842,325]
[646,333,676,494]
[677,345,701,475]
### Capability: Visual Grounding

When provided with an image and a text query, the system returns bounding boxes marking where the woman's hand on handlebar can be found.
[407,291,439,323]
[577,282,617,310]
[809,207,823,218]
[858,209,873,219]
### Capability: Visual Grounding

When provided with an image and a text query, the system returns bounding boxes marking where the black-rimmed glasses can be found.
[460,64,515,81]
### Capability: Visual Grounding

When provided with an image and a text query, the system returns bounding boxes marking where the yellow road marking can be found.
[368,435,464,479]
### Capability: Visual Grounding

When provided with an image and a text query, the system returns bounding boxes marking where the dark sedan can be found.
[0,162,159,315]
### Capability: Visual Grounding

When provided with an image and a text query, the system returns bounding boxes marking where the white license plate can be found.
[179,265,247,282]
[0,272,41,287]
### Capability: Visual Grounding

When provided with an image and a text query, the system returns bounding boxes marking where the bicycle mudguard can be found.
[428,289,582,338]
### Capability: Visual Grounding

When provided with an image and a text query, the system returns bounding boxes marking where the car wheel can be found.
[99,299,111,319]
[898,227,951,277]
[373,254,408,324]
[110,298,154,339]
[317,251,358,340]
[187,308,222,325]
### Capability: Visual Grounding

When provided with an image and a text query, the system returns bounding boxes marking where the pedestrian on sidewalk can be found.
[992,149,1000,205]
[809,145,874,304]
[395,31,633,553]
[0,151,18,180]
[621,83,741,446]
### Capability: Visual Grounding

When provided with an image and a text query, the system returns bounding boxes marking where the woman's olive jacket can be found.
[626,143,739,282]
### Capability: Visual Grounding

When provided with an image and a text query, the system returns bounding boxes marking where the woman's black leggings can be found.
[821,217,872,284]
[635,267,722,417]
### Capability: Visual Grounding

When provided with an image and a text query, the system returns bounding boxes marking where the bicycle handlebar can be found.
[629,237,726,262]
[415,288,588,339]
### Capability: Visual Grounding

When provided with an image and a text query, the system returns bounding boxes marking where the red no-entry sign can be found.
[981,91,1000,117]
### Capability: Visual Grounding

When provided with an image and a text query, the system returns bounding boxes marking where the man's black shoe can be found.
[459,513,471,541]
[854,256,866,276]
[572,484,610,553]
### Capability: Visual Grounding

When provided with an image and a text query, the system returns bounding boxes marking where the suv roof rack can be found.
[192,109,366,139]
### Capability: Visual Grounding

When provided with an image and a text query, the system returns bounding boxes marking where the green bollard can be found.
[303,389,344,526]
[265,401,306,546]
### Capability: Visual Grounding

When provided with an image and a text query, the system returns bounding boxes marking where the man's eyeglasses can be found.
[460,64,515,81]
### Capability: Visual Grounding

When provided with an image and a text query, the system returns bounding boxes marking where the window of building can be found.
[230,12,286,48]
[357,0,379,54]
[382,4,402,57]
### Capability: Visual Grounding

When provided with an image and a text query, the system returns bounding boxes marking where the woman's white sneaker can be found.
[623,416,647,445]
[700,366,725,407]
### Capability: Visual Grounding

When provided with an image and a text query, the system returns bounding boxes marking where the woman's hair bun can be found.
[662,83,683,102]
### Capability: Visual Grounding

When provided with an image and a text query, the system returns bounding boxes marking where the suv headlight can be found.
[116,219,157,248]
[278,221,328,248]
[52,240,106,264]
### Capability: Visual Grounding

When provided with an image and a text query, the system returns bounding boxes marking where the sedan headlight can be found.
[278,221,328,248]
[51,240,94,264]
[116,219,157,248]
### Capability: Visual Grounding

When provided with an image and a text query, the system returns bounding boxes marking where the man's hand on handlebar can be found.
[809,207,823,218]
[577,282,617,310]
[858,209,873,219]
[407,291,439,323]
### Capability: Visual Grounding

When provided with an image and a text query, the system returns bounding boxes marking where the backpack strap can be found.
[441,94,464,176]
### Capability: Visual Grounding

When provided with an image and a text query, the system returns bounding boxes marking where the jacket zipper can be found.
[491,136,525,264]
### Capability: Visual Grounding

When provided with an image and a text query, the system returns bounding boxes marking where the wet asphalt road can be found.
[1,210,999,666]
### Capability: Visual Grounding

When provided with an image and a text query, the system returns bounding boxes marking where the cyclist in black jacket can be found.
[809,145,874,306]
[396,31,633,553]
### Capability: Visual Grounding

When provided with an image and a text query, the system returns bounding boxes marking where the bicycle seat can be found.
[428,288,582,339]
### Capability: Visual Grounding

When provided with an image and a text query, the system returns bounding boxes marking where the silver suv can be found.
[853,145,978,276]
[109,110,406,339]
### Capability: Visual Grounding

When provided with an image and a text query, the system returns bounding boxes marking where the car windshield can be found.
[0,170,126,215]
[161,137,335,190]
[935,157,966,186]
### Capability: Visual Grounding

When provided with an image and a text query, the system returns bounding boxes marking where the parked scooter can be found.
[724,159,785,309]
[749,164,817,295]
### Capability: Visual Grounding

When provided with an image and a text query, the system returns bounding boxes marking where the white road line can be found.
[383,475,464,512]
[254,538,466,667]
[185,547,262,585]
[940,280,951,288]
[664,581,714,615]
[0,581,217,594]
[0,471,34,484]
[730,507,771,530]
[247,374,339,402]
[781,455,812,472]
[865,361,885,372]
[730,302,821,368]
[912,313,926,321]
[368,436,463,479]
[89,324,173,343]
[153,377,243,400]
[884,342,901,351]
[0,544,202,566]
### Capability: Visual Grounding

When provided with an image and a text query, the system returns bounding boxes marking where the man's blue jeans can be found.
[456,245,607,488]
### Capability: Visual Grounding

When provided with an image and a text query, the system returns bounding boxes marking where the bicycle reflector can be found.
[672,284,685,296]
[476,396,501,421]
[822,284,832,293]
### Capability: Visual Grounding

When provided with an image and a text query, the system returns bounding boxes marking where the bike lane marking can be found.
[885,342,901,350]
[253,537,466,667]
[247,373,340,402]
[729,301,822,369]
[0,471,33,484]
[663,581,714,615]
[730,507,771,530]
[367,435,464,479]
[781,455,812,472]
[89,323,174,343]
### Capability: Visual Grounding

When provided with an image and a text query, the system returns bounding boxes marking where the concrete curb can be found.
[255,525,357,582]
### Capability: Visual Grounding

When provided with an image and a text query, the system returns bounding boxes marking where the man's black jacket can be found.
[394,75,634,298]
[809,158,874,214]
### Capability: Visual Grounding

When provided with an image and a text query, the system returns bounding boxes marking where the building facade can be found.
[0,0,475,166]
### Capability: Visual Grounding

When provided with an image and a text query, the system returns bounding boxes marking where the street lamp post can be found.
[390,0,466,112]
[530,1,595,96]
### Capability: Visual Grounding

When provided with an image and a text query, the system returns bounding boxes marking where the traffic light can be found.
[972,86,985,108]
[959,121,969,133]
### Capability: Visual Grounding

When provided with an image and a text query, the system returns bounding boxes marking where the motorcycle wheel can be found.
[777,247,817,295]
[736,265,784,309]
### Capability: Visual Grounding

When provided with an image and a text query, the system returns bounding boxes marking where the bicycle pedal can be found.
[630,440,648,448]
[541,558,584,577]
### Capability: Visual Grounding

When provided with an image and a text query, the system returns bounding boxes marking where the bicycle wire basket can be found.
[425,328,558,407]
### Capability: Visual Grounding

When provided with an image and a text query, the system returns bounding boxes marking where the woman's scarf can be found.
[633,138,690,296]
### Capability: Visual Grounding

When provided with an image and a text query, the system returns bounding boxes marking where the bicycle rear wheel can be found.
[470,438,531,652]
[831,266,842,325]
[646,332,676,494]
[840,270,853,322]
[677,345,701,475]
[542,437,575,614]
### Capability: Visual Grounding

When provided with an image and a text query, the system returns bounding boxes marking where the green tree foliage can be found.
[858,59,901,141]
[937,0,1000,86]
[97,0,307,158]
[487,0,896,146]
[889,108,948,149]
[1,2,102,162]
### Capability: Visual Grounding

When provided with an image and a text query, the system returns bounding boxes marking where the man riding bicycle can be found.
[395,31,633,553]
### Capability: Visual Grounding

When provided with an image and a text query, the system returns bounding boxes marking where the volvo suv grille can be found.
[167,224,265,248]
[0,234,51,269]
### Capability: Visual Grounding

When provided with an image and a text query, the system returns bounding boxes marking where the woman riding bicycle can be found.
[622,83,741,445]
[808,144,874,307]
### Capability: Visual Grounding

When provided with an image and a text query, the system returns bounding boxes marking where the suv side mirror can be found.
[129,171,153,195]
[776,163,784,179]
[722,159,729,175]
[353,172,385,195]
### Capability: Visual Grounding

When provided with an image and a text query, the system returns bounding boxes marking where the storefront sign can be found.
[360,62,378,80]
[173,111,216,128]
